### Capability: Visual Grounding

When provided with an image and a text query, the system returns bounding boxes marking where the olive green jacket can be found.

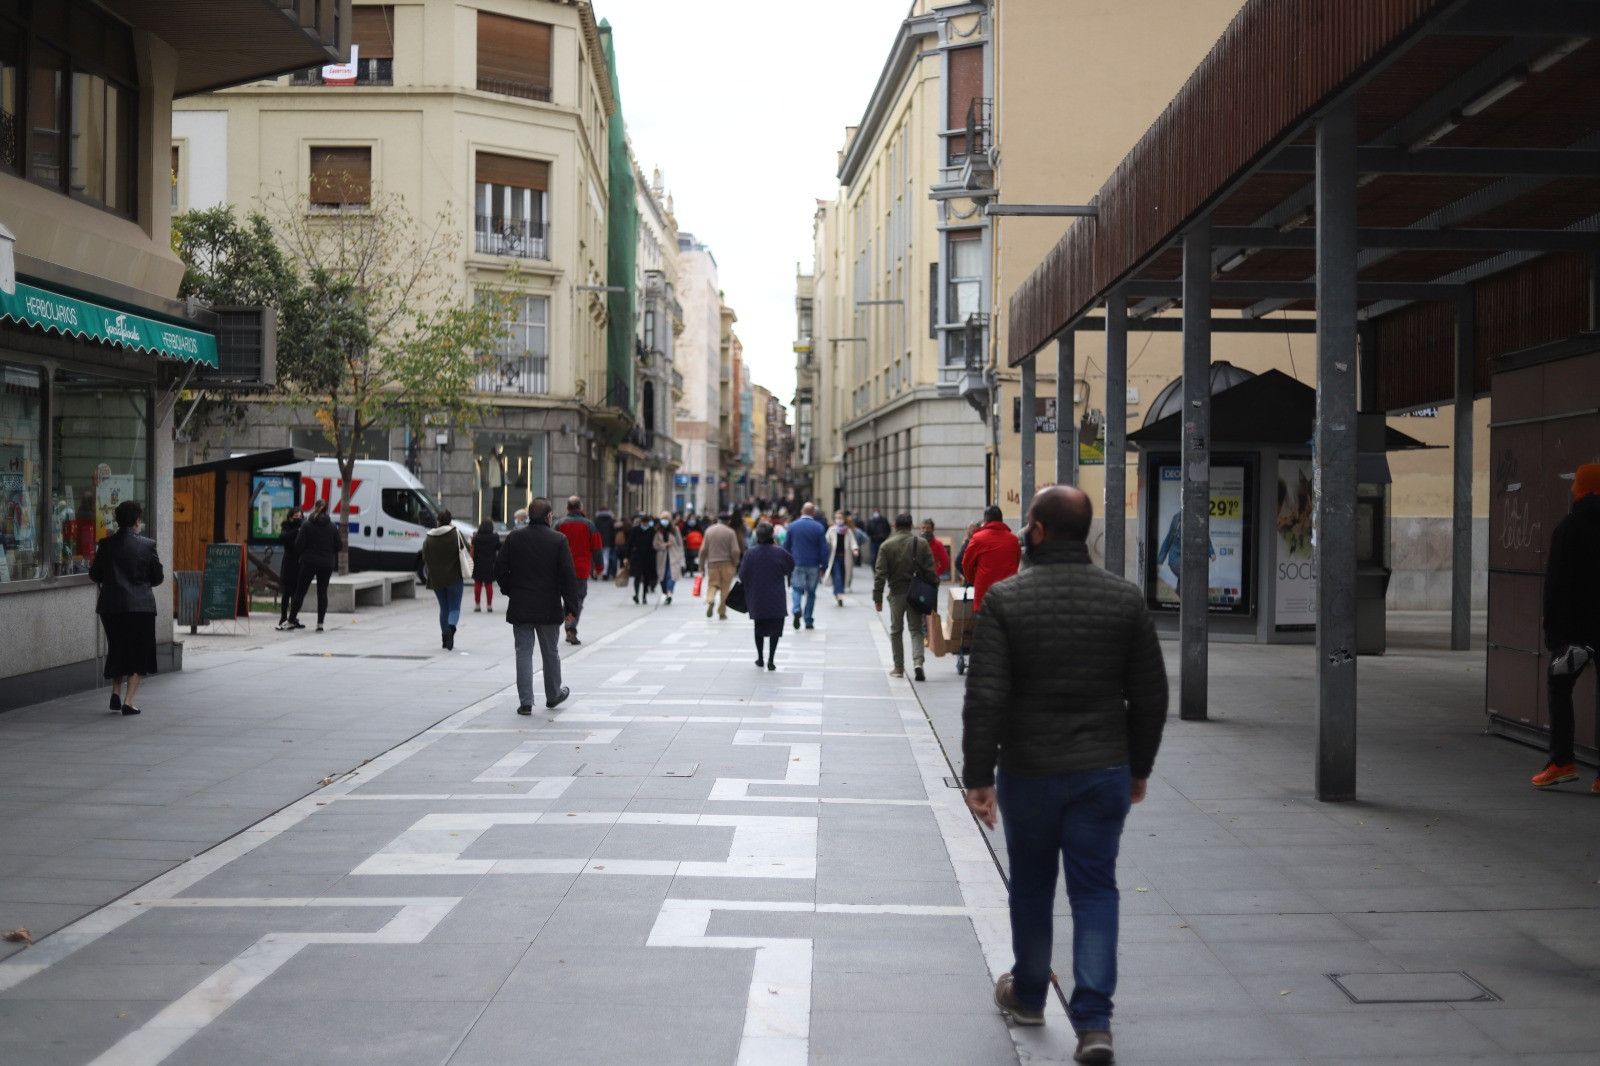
[872,530,938,605]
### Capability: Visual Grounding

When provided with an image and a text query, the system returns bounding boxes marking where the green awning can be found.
[0,281,219,368]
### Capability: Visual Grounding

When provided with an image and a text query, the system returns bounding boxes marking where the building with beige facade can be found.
[673,232,721,514]
[625,158,682,516]
[797,1,990,532]
[173,0,629,523]
[983,0,1489,608]
[1,1,347,709]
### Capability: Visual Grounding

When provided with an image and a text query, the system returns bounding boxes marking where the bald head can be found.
[801,502,817,517]
[1028,486,1093,543]
[567,495,582,513]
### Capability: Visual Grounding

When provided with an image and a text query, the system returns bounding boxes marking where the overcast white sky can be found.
[596,0,911,406]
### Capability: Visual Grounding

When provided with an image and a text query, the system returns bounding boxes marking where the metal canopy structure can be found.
[1005,0,1600,801]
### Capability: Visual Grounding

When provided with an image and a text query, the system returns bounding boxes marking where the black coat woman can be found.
[290,499,341,631]
[472,520,502,612]
[628,515,659,604]
[276,509,303,630]
[89,499,165,716]
[738,521,795,671]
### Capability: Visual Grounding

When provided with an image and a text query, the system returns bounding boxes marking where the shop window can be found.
[0,365,45,585]
[51,370,149,577]
[309,145,372,209]
[474,435,548,527]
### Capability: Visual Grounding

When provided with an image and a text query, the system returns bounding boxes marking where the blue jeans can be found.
[830,557,847,596]
[662,561,675,594]
[790,565,819,625]
[997,765,1131,1032]
[433,583,464,632]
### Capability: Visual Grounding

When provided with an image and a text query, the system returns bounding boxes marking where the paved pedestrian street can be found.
[3,587,1599,1064]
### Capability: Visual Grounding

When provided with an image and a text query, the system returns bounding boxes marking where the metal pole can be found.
[1357,321,1378,414]
[1315,99,1360,802]
[1020,357,1037,513]
[1451,293,1475,652]
[1104,293,1128,577]
[1057,332,1077,488]
[1180,217,1212,722]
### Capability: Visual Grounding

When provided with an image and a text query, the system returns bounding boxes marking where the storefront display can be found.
[0,364,43,585]
[51,368,149,575]
[1274,457,1316,628]
[474,432,547,526]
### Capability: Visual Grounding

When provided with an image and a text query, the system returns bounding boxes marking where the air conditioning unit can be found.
[197,306,277,389]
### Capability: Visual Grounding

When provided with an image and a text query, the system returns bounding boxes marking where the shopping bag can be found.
[456,532,475,584]
[692,574,704,598]
[725,580,748,614]
[927,596,949,658]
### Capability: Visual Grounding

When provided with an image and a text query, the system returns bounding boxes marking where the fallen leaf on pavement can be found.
[319,775,337,785]
[3,928,32,944]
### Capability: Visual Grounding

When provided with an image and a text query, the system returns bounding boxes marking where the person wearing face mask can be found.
[961,486,1167,1057]
[824,509,858,607]
[89,499,165,716]
[655,512,685,605]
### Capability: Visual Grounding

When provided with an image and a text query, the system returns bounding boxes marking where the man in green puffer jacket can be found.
[961,485,1167,1061]
[873,512,939,681]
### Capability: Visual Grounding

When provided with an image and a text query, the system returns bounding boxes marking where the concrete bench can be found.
[385,572,419,601]
[326,574,391,613]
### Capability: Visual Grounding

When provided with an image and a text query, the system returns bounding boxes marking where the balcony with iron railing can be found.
[474,216,548,260]
[933,97,995,200]
[478,352,548,396]
[477,77,552,102]
[290,58,393,86]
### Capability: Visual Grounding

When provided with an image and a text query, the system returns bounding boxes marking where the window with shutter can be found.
[475,153,550,258]
[351,5,394,84]
[947,46,983,162]
[476,12,553,101]
[309,145,371,208]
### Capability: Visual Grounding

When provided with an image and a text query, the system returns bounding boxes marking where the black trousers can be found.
[292,565,333,625]
[278,558,300,623]
[1547,663,1597,765]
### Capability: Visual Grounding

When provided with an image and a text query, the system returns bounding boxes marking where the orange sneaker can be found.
[1532,762,1579,788]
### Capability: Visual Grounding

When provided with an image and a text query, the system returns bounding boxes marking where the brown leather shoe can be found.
[993,973,1044,1026]
[1074,1030,1113,1063]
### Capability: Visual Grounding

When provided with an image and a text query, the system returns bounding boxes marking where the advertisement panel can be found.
[1148,460,1249,613]
[249,472,299,543]
[1274,457,1316,628]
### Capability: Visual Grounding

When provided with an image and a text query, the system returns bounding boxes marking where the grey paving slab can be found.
[447,1000,746,1066]
[809,1009,1017,1066]
[165,998,485,1066]
[0,999,172,1066]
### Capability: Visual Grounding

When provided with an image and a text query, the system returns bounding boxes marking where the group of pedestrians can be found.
[274,499,340,632]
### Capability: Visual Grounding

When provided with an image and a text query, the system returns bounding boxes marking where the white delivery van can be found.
[263,458,461,572]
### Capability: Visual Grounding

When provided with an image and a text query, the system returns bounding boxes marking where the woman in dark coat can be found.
[276,508,303,631]
[290,499,340,631]
[628,514,659,604]
[471,519,501,613]
[738,521,795,671]
[89,499,164,715]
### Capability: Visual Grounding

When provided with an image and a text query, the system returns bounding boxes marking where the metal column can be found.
[1020,357,1037,512]
[1180,219,1212,722]
[1104,293,1128,577]
[1450,294,1475,653]
[1314,99,1360,802]
[1056,333,1078,487]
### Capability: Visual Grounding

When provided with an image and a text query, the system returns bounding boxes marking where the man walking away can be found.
[961,505,1022,616]
[873,512,938,681]
[700,512,744,619]
[962,487,1167,1061]
[866,509,891,567]
[785,502,829,630]
[1532,463,1600,792]
[595,506,617,579]
[496,497,580,715]
[554,496,601,643]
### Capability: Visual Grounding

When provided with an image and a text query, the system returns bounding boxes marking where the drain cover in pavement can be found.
[1328,972,1498,1004]
[574,763,698,778]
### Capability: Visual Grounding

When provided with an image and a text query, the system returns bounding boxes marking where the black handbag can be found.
[725,580,749,614]
[906,575,938,615]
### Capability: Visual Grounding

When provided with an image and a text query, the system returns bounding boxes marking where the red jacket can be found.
[962,520,1021,614]
[554,513,602,579]
[925,534,951,578]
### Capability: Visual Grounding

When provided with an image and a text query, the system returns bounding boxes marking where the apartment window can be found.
[477,12,553,101]
[9,1,137,212]
[309,145,371,209]
[351,6,394,84]
[475,153,548,258]
[946,230,984,370]
[1,30,18,172]
[643,309,657,353]
[480,293,550,395]
[947,45,983,163]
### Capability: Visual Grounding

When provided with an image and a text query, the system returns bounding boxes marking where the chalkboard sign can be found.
[202,543,246,621]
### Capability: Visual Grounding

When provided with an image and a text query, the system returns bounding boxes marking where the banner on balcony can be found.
[323,45,358,86]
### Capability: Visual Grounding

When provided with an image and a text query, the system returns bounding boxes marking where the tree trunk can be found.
[337,453,355,576]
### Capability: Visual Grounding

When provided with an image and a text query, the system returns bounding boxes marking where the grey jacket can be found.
[961,540,1168,788]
